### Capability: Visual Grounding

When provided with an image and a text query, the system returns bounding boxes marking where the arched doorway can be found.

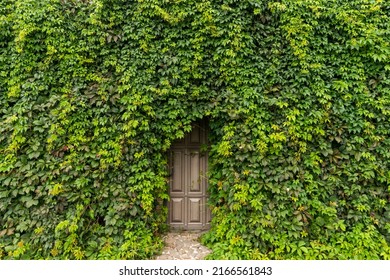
[167,119,211,230]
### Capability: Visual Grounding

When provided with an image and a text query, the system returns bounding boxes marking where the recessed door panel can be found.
[189,151,201,193]
[171,198,184,223]
[172,151,184,193]
[190,125,200,144]
[188,198,201,223]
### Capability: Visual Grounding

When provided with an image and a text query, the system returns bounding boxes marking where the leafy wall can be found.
[0,0,389,259]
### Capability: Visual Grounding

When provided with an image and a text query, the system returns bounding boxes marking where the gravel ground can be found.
[155,232,212,260]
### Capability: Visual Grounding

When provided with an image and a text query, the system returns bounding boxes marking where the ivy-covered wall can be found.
[1,0,389,259]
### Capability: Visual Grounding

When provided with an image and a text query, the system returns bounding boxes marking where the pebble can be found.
[155,232,212,260]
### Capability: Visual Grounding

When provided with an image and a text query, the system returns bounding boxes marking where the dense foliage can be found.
[1,0,389,259]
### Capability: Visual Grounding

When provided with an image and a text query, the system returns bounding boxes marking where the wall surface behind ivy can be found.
[0,0,389,259]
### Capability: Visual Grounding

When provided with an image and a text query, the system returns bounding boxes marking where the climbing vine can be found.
[1,0,390,259]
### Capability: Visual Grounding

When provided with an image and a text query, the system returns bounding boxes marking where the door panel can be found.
[168,120,210,230]
[171,198,185,223]
[188,198,201,223]
[189,151,201,193]
[172,150,185,193]
[190,125,201,143]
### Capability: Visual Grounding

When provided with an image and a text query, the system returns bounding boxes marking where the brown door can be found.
[168,120,211,230]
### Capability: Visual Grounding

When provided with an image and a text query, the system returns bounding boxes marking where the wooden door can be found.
[168,120,211,230]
